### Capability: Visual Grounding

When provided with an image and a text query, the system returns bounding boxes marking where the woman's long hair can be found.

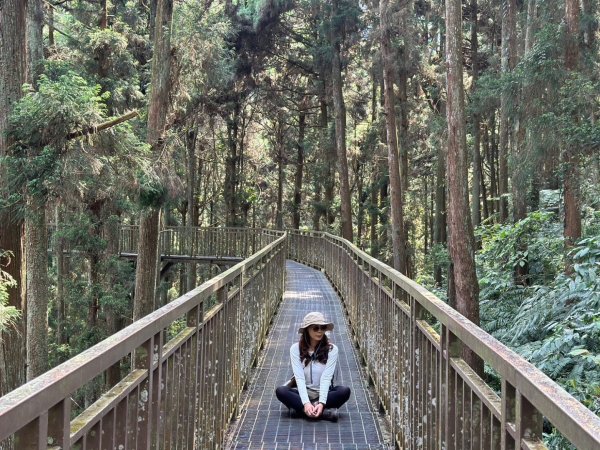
[299,328,332,366]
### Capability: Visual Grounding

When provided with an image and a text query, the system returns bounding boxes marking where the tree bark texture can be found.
[445,0,483,375]
[224,103,240,226]
[564,0,581,255]
[134,0,173,320]
[433,143,446,286]
[498,0,517,222]
[321,90,336,228]
[276,122,284,230]
[27,0,44,85]
[25,194,49,380]
[186,126,198,291]
[292,106,306,229]
[470,0,482,228]
[380,0,407,274]
[330,0,353,242]
[0,0,28,397]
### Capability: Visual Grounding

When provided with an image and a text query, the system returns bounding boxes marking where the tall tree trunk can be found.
[26,0,48,381]
[396,56,409,195]
[133,0,173,320]
[0,0,28,399]
[331,71,352,239]
[498,0,517,222]
[380,0,407,273]
[292,106,306,229]
[331,0,352,241]
[55,206,67,348]
[470,0,482,228]
[564,0,581,268]
[186,125,198,291]
[321,92,336,228]
[433,142,446,286]
[480,123,490,221]
[488,117,499,217]
[25,194,49,380]
[276,125,284,230]
[581,0,596,49]
[445,0,483,376]
[356,158,366,248]
[225,103,240,226]
[313,182,322,231]
[48,3,55,48]
[370,167,379,256]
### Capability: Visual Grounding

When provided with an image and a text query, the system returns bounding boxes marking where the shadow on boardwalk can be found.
[226,260,392,450]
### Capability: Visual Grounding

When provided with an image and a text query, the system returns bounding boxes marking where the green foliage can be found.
[137,171,167,208]
[478,215,600,436]
[0,253,21,338]
[5,72,107,198]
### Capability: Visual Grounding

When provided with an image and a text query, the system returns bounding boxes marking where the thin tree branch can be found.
[67,110,139,140]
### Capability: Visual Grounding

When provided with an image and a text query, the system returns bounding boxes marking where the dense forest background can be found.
[1,0,599,446]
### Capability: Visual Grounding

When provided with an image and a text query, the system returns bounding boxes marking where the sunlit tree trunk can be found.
[0,0,27,399]
[445,0,483,375]
[27,0,44,83]
[380,0,407,273]
[25,0,48,381]
[25,195,49,380]
[330,13,353,241]
[133,0,173,320]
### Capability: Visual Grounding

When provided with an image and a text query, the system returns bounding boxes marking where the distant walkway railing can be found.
[119,226,282,259]
[288,230,600,450]
[0,229,286,449]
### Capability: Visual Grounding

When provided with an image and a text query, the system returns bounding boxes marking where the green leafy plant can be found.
[0,253,21,338]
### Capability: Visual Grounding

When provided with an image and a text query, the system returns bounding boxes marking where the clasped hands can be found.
[304,401,324,418]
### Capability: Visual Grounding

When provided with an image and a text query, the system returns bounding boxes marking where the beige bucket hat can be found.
[298,311,334,333]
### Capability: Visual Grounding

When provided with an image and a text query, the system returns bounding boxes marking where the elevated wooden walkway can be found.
[226,261,391,449]
[2,228,600,450]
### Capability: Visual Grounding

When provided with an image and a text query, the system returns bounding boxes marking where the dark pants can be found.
[275,385,351,412]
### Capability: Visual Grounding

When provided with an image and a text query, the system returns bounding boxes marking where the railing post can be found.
[14,413,48,450]
[442,326,462,450]
[134,336,155,450]
[48,399,71,449]
[516,392,543,447]
[501,380,517,449]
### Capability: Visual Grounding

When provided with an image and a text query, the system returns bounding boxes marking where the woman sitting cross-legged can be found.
[275,312,351,421]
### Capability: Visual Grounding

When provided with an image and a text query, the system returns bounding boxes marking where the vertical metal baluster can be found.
[516,392,542,448]
[101,409,115,450]
[48,398,71,450]
[501,380,516,449]
[115,396,128,449]
[15,411,48,449]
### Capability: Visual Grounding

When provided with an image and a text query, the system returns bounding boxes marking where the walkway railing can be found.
[0,229,286,449]
[119,226,281,259]
[288,230,600,450]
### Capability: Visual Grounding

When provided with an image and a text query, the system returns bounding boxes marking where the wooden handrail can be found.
[288,229,600,449]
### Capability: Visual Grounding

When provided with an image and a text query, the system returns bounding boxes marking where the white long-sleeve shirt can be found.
[290,342,338,405]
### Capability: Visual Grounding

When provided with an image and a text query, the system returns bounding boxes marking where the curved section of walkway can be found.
[226,260,391,449]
